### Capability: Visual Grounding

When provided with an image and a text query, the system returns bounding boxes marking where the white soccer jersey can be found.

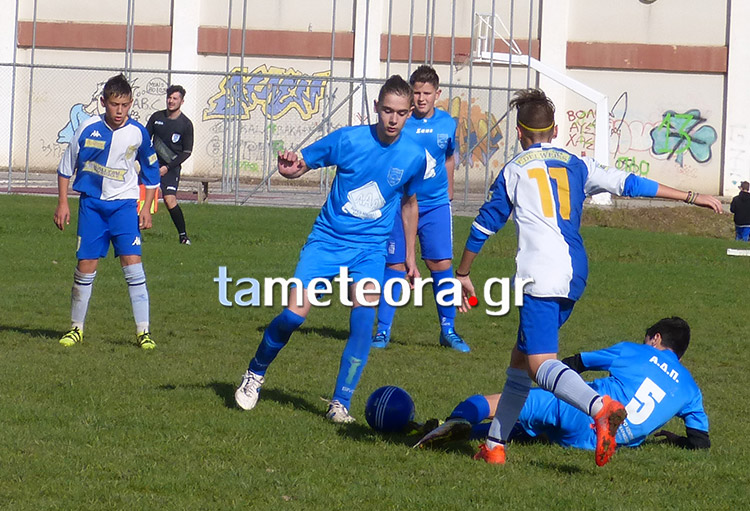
[467,143,657,300]
[58,115,160,201]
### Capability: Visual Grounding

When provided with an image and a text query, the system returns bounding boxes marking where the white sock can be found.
[486,367,532,449]
[71,269,96,330]
[122,263,149,333]
[536,359,602,416]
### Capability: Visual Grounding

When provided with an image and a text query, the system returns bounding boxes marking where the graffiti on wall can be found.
[566,108,596,152]
[567,93,718,178]
[437,95,503,168]
[203,65,330,122]
[56,77,167,146]
[649,109,717,166]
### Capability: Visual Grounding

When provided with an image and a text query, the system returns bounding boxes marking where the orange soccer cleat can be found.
[473,443,506,465]
[594,395,627,467]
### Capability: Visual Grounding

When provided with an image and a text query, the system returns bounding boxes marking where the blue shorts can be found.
[735,226,750,242]
[293,239,387,289]
[517,387,596,450]
[77,196,142,260]
[516,295,575,355]
[386,202,453,264]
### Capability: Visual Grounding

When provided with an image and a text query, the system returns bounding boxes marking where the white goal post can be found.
[473,13,612,204]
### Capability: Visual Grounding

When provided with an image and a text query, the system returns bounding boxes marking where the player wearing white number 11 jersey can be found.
[455,89,722,467]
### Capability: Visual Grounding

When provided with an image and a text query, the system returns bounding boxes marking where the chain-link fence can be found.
[1,62,534,208]
[1,0,543,208]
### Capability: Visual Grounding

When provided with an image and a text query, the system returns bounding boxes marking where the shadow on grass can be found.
[253,324,350,341]
[195,382,328,416]
[0,324,60,340]
[528,460,584,474]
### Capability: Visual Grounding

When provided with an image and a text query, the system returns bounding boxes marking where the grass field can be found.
[1,194,749,511]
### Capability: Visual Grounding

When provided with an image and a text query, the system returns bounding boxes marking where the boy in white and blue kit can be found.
[54,73,161,349]
[235,76,426,423]
[454,89,722,467]
[373,65,470,353]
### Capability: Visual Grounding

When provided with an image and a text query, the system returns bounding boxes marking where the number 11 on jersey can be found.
[528,167,571,220]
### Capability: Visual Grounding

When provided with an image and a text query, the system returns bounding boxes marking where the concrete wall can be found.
[1,0,742,196]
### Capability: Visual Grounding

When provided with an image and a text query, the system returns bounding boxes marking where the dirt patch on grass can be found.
[582,203,734,239]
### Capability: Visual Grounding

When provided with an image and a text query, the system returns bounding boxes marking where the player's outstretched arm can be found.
[456,248,478,313]
[277,150,310,179]
[54,175,71,231]
[655,184,723,213]
[654,427,710,449]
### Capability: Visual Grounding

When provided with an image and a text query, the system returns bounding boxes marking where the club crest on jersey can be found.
[171,133,181,143]
[387,167,404,186]
[342,181,385,219]
[437,134,449,149]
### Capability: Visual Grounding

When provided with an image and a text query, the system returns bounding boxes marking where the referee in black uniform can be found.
[146,85,194,244]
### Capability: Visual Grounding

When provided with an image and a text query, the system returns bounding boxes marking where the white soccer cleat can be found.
[235,370,264,410]
[413,418,472,448]
[326,400,356,423]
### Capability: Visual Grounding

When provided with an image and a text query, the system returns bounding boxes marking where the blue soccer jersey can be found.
[466,143,659,301]
[402,109,456,210]
[517,342,708,450]
[301,125,426,247]
[585,342,709,447]
[58,115,160,200]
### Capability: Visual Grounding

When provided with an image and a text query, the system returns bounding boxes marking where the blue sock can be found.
[332,306,376,409]
[471,422,491,440]
[449,394,491,425]
[376,267,406,335]
[431,268,456,333]
[249,308,305,376]
[122,263,149,333]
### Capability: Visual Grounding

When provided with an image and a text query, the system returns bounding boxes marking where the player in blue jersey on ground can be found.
[373,65,469,353]
[454,89,722,466]
[54,73,161,349]
[415,317,710,452]
[234,75,427,423]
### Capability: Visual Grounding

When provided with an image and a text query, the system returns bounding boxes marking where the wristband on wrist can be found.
[455,270,470,277]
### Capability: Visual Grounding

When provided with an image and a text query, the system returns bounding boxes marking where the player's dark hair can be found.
[409,65,440,88]
[510,88,555,138]
[646,316,690,359]
[378,75,414,105]
[167,84,186,98]
[102,73,132,100]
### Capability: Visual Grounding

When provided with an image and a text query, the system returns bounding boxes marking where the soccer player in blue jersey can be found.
[454,89,722,466]
[373,65,469,352]
[54,73,161,349]
[234,75,427,423]
[416,317,710,452]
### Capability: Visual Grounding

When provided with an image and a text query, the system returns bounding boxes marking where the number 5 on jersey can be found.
[528,167,571,220]
[625,377,666,425]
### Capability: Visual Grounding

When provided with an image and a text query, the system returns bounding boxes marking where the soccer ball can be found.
[365,385,415,433]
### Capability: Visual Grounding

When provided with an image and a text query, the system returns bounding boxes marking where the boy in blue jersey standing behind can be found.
[234,76,426,423]
[373,65,469,353]
[455,89,722,467]
[54,73,161,349]
[416,317,710,452]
